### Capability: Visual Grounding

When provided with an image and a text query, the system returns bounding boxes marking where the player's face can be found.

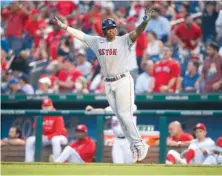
[75,131,86,139]
[188,61,195,73]
[42,105,53,111]
[195,129,206,140]
[207,46,216,57]
[9,127,17,139]
[161,47,172,59]
[168,125,177,137]
[105,27,117,40]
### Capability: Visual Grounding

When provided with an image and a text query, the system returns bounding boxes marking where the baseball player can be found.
[203,137,222,165]
[86,104,137,164]
[55,124,96,163]
[25,98,68,162]
[166,123,215,164]
[54,8,154,162]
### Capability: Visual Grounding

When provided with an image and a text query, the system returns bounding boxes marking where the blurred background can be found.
[1,0,222,164]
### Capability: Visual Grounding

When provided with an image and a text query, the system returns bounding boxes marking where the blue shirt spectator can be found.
[182,60,200,92]
[135,60,154,94]
[145,7,170,43]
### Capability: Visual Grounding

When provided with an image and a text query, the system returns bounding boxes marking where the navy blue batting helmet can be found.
[102,18,117,30]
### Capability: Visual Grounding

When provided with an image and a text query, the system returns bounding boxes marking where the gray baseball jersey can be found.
[84,34,135,77]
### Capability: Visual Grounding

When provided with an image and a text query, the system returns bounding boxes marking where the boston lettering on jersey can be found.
[99,49,117,56]
[155,66,171,73]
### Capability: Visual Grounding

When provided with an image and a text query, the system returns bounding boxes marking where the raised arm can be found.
[129,8,154,42]
[54,16,86,42]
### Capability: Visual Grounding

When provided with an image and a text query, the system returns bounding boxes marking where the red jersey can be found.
[153,59,180,92]
[69,137,96,162]
[57,68,82,92]
[175,23,202,49]
[136,32,148,57]
[33,116,67,140]
[2,9,28,37]
[46,30,65,60]
[170,132,194,142]
[55,2,76,16]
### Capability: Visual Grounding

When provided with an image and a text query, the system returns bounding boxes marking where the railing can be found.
[2,110,222,163]
[2,93,222,102]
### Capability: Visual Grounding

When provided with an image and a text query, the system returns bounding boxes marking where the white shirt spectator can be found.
[215,10,222,38]
[22,84,34,95]
[146,16,170,40]
[76,61,92,76]
[219,46,222,57]
[135,72,152,94]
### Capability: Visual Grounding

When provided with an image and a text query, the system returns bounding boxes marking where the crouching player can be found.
[166,123,215,164]
[203,137,222,165]
[55,124,96,163]
[25,98,68,162]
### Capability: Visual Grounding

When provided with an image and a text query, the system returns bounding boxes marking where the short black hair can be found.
[11,126,22,139]
[209,42,219,51]
[190,60,200,70]
[153,7,161,14]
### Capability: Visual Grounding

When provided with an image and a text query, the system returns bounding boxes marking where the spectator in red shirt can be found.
[136,31,148,73]
[167,121,193,147]
[175,14,202,57]
[25,98,68,162]
[46,25,65,60]
[56,57,82,92]
[55,124,96,163]
[24,9,48,49]
[153,46,181,93]
[195,42,222,92]
[2,2,29,54]
[55,1,77,17]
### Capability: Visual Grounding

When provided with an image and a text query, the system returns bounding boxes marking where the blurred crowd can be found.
[1,1,222,95]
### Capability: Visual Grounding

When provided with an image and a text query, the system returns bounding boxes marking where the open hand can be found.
[54,16,67,30]
[143,8,154,22]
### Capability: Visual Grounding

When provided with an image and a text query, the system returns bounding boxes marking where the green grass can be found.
[1,162,222,175]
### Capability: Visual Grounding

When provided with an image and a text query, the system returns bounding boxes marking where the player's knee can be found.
[26,136,35,146]
[51,136,61,145]
[168,150,180,158]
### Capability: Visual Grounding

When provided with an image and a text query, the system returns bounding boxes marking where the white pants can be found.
[188,144,208,164]
[203,154,222,165]
[105,73,143,149]
[25,135,68,162]
[56,146,84,163]
[112,137,133,164]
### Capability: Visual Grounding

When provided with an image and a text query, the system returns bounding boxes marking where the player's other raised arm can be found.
[129,8,154,42]
[54,16,86,42]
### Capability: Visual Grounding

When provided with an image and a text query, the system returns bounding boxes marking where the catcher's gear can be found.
[102,18,117,30]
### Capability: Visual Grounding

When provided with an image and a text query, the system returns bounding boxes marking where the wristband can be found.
[143,16,148,22]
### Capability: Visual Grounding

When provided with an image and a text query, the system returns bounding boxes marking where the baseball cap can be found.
[194,123,207,131]
[77,49,86,57]
[75,124,88,133]
[9,78,18,85]
[42,98,53,106]
[39,77,52,86]
[216,137,222,148]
